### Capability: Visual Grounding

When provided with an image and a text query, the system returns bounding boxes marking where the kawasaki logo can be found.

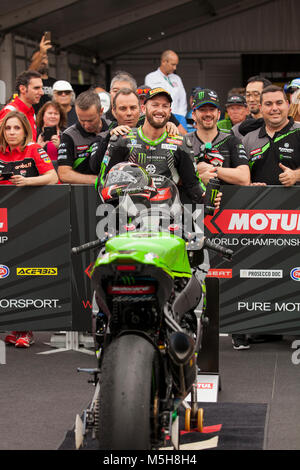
[205,210,300,234]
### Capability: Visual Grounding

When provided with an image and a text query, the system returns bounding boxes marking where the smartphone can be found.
[1,172,13,180]
[43,126,57,141]
[44,31,51,42]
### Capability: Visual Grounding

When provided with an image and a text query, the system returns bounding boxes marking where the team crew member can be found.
[189,89,250,186]
[0,111,57,348]
[0,70,44,141]
[217,94,248,133]
[243,85,300,185]
[57,91,108,184]
[96,88,207,204]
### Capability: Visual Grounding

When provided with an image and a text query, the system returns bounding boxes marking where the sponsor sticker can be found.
[207,269,232,278]
[240,269,283,278]
[0,265,9,279]
[161,143,177,150]
[290,267,300,281]
[207,209,300,234]
[16,267,58,276]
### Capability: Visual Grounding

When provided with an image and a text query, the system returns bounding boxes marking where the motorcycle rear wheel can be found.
[96,333,160,450]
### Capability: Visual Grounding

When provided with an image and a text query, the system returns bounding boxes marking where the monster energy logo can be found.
[138,153,147,164]
[210,188,219,202]
[197,91,205,100]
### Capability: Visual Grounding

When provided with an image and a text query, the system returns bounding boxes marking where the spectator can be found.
[189,89,250,187]
[136,85,151,107]
[29,34,56,114]
[288,88,300,123]
[232,76,272,139]
[217,94,248,133]
[243,85,300,186]
[57,90,108,184]
[52,80,77,127]
[284,77,300,103]
[145,50,188,130]
[36,101,67,169]
[0,70,44,141]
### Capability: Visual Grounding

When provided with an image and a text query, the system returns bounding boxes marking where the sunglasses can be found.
[136,88,151,95]
[55,90,72,95]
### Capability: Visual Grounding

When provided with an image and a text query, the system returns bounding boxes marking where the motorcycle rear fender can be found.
[91,261,174,314]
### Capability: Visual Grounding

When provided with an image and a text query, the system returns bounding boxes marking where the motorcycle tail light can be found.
[116,265,136,271]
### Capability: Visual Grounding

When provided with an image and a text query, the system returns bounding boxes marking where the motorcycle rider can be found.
[93,87,209,205]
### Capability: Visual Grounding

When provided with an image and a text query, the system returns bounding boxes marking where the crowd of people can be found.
[1,34,300,349]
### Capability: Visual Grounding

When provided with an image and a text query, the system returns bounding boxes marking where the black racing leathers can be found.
[93,126,204,204]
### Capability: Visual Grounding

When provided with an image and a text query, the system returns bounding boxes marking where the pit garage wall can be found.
[107,0,300,110]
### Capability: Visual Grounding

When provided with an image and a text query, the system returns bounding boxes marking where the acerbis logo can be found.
[0,265,9,279]
[290,268,300,281]
[205,210,300,234]
[0,209,7,232]
[16,267,58,276]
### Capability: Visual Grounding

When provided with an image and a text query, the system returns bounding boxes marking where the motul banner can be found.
[205,186,300,335]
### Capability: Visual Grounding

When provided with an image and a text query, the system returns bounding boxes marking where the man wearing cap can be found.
[189,88,250,186]
[96,87,206,204]
[53,80,78,127]
[285,78,300,102]
[0,70,44,141]
[217,94,248,133]
[145,50,188,130]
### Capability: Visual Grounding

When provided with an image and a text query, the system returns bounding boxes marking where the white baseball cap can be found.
[53,80,73,92]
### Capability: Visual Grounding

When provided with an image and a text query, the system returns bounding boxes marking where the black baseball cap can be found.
[226,94,247,107]
[192,89,220,110]
[144,87,172,104]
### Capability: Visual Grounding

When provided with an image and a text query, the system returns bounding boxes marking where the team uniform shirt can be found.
[189,130,249,183]
[94,126,204,204]
[57,120,108,175]
[242,117,300,184]
[0,97,37,141]
[145,68,187,118]
[0,142,54,185]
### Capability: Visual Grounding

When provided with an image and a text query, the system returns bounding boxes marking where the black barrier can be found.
[0,186,71,331]
[206,186,300,335]
[1,185,300,335]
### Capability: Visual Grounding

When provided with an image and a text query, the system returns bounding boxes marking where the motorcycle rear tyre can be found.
[97,334,159,450]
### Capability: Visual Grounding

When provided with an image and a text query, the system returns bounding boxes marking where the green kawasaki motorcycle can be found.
[72,163,232,450]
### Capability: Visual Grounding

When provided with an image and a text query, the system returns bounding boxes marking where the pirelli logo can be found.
[16,267,58,276]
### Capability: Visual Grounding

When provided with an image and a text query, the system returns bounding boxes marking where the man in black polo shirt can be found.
[243,85,300,185]
[57,91,108,184]
[189,89,250,186]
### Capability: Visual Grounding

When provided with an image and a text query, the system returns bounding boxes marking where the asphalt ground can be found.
[0,332,299,451]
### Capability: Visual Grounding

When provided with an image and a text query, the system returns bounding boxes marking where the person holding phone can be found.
[36,101,67,169]
[29,32,57,114]
[0,110,58,347]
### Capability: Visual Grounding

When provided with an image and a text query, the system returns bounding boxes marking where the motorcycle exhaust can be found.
[168,332,195,365]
